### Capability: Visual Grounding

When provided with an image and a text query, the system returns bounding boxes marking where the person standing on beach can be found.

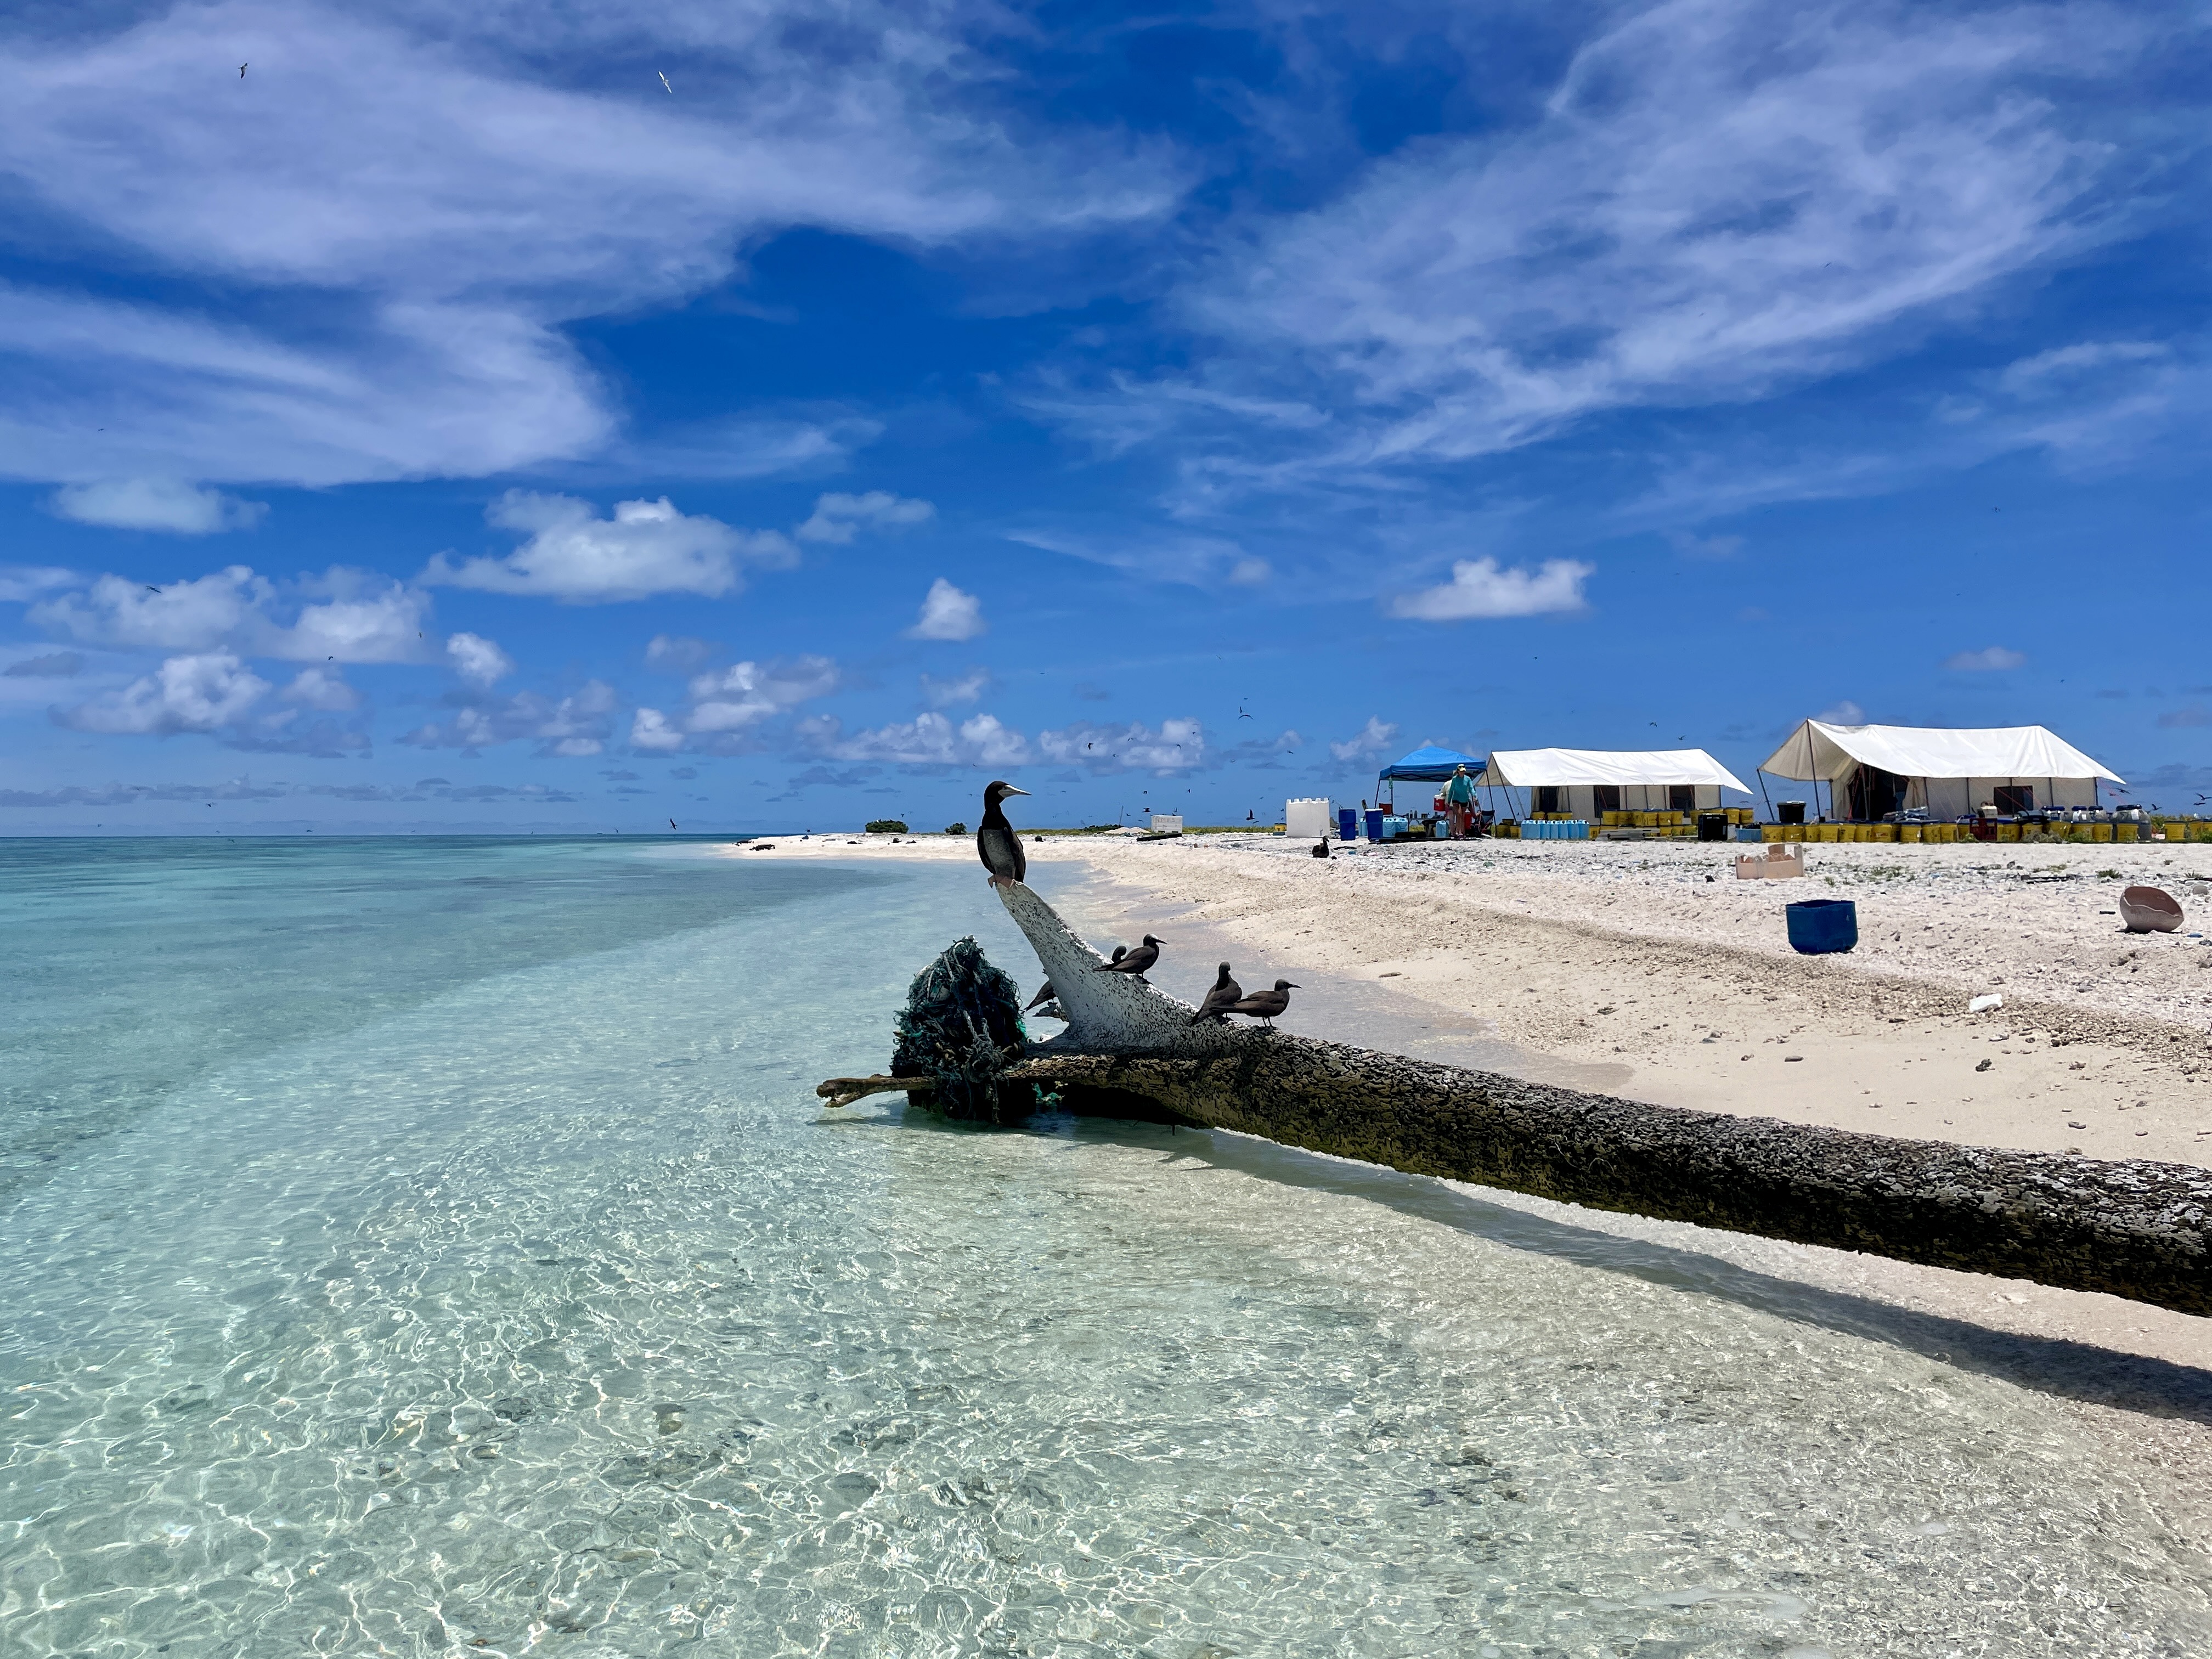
[1444,764,1479,838]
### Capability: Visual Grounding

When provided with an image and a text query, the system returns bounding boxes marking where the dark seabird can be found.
[1228,980,1298,1028]
[1189,962,1244,1024]
[1025,979,1057,1011]
[977,780,1030,885]
[1094,935,1163,979]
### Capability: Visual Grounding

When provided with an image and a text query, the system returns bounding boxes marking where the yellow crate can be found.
[1900,824,1922,843]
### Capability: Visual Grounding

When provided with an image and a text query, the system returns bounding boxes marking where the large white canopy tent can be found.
[1477,748,1751,819]
[1757,721,2123,820]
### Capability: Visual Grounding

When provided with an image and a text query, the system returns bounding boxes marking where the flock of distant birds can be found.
[976,779,1299,1030]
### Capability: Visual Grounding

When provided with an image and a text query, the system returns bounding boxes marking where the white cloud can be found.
[446,631,513,686]
[48,479,266,534]
[921,667,991,707]
[1227,557,1273,585]
[630,708,686,752]
[1039,718,1204,774]
[1389,558,1592,621]
[32,564,435,663]
[810,709,1035,768]
[264,575,431,663]
[1329,717,1400,763]
[685,656,842,733]
[1944,645,2027,672]
[424,492,795,603]
[1815,699,1867,725]
[1070,0,2139,489]
[906,578,985,641]
[400,681,620,757]
[280,665,360,710]
[795,490,935,545]
[0,565,76,603]
[57,651,270,735]
[1997,341,2167,394]
[35,567,269,651]
[0,4,1178,487]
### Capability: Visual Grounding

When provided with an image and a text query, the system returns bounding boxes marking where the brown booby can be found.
[1188,962,1244,1024]
[1227,980,1298,1028]
[1093,935,1163,979]
[977,780,1030,885]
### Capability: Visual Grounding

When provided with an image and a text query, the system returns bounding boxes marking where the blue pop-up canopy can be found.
[1376,745,1485,783]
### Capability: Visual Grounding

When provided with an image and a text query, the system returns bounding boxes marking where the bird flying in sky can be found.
[658,71,673,93]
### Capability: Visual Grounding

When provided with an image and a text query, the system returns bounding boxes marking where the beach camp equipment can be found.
[2119,886,2183,933]
[1338,808,1359,841]
[1735,845,1803,879]
[1785,898,1858,954]
[1758,720,2122,822]
[1284,798,1333,840]
[1477,748,1750,828]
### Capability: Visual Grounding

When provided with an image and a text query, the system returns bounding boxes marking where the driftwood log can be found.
[822,882,2212,1318]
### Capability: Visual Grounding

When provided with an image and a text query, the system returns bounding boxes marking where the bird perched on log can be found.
[1025,980,1057,1011]
[1094,935,1163,980]
[1189,962,1244,1023]
[1228,980,1298,1028]
[977,780,1030,886]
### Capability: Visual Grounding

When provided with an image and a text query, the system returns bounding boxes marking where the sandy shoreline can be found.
[749,827,2212,1165]
[740,827,2212,1398]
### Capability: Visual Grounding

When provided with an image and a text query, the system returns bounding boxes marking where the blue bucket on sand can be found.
[1365,809,1386,842]
[1339,808,1359,842]
[1786,898,1858,955]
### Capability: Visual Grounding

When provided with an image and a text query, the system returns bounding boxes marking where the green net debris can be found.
[890,936,1035,1124]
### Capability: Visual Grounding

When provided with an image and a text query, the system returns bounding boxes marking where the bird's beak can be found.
[1286,983,1301,989]
[1004,786,1031,797]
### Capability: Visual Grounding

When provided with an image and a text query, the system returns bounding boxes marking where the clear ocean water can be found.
[2,836,2207,1658]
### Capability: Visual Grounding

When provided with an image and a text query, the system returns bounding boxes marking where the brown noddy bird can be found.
[1094,934,1163,979]
[1189,962,1244,1023]
[977,780,1029,885]
[1227,980,1298,1028]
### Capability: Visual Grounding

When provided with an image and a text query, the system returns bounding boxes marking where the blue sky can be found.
[3,0,2209,833]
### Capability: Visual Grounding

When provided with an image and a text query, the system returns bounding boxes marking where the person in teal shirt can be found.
[1444,764,1479,838]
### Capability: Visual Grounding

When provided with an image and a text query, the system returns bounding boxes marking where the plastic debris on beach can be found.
[889,935,1036,1123]
[1968,993,2004,1013]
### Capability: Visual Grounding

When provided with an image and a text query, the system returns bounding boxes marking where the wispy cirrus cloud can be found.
[0,1,1182,487]
[795,490,934,545]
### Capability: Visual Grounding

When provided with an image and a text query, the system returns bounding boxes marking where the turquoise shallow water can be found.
[2,837,2208,1658]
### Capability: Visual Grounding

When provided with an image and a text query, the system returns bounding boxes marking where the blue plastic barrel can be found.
[1785,899,1858,955]
[1339,808,1359,842]
[1365,809,1386,842]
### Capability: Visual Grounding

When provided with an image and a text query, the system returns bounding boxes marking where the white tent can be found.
[1758,721,2122,819]
[1479,748,1750,818]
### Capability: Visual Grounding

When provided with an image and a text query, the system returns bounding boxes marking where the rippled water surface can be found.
[3,837,2207,1657]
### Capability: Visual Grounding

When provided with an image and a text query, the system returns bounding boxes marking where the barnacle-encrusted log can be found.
[819,882,2212,1316]
[987,882,2212,1317]
[1001,1042,2212,1318]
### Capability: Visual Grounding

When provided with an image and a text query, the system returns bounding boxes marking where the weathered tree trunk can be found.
[977,881,2212,1317]
[1005,1042,2212,1317]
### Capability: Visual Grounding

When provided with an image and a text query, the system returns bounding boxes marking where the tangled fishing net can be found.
[890,936,1036,1124]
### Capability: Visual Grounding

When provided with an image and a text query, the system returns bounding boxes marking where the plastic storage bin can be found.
[1785,899,1858,955]
[1364,809,1386,842]
[1339,808,1359,842]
